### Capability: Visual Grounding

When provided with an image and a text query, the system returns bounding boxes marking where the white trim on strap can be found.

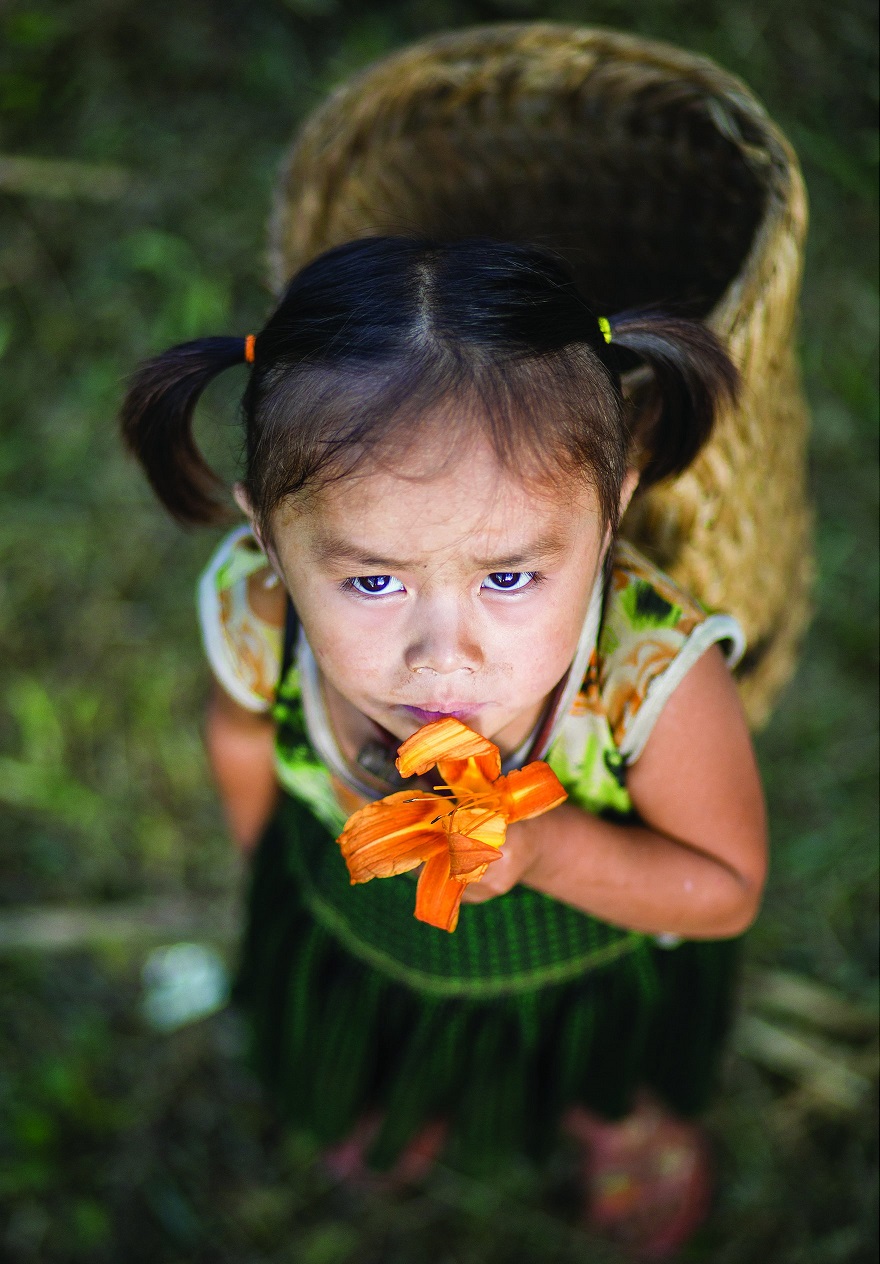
[196,526,273,714]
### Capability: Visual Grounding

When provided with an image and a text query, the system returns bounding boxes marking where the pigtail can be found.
[120,336,249,524]
[605,313,740,487]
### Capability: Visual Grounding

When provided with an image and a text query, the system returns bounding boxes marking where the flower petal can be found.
[499,762,568,822]
[338,790,440,845]
[338,791,445,881]
[396,718,501,782]
[344,830,447,883]
[447,831,504,877]
[414,852,466,933]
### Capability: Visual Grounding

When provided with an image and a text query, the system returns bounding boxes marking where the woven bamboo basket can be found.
[268,23,812,728]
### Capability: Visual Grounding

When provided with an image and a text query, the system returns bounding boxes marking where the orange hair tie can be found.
[243,334,256,364]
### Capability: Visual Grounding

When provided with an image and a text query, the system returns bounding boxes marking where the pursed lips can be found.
[399,704,484,723]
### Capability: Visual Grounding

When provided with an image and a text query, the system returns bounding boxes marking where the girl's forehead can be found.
[272,439,602,564]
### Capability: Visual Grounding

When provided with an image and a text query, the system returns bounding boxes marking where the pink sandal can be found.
[564,1094,713,1260]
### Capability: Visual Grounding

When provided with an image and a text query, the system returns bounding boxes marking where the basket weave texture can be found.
[269,24,811,728]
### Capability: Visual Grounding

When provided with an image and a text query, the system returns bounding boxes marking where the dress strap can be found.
[279,598,299,692]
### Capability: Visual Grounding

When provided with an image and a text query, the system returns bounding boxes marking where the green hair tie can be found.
[597,316,613,345]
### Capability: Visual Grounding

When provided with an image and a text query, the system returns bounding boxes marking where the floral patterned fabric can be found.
[547,539,744,819]
[197,526,285,712]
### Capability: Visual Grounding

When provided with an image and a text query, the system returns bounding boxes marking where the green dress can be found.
[198,528,746,1172]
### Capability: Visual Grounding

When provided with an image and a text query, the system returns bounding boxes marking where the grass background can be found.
[0,1,877,1260]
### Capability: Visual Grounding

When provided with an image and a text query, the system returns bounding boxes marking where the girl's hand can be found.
[459,818,541,904]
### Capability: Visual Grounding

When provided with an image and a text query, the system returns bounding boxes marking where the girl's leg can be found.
[563,1092,712,1261]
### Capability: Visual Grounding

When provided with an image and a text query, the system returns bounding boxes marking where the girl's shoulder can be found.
[593,539,746,761]
[196,526,285,712]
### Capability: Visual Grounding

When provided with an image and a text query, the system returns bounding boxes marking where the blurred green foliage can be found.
[0,0,876,1261]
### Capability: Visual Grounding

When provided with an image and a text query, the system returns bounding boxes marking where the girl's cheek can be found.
[311,616,395,680]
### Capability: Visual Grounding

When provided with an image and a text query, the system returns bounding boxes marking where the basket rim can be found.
[268,20,808,334]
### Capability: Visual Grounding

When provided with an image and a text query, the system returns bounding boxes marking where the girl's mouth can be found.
[400,705,481,725]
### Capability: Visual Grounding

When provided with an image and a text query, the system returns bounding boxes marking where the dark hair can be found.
[121,237,738,539]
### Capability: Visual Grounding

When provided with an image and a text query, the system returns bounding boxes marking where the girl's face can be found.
[264,432,631,757]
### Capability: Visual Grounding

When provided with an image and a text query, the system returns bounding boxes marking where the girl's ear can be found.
[601,469,641,558]
[618,468,640,520]
[232,486,286,578]
[232,481,253,520]
[233,483,270,553]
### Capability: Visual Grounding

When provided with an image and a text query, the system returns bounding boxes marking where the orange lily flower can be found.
[336,718,567,932]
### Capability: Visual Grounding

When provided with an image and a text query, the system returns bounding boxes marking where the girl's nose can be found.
[404,601,483,676]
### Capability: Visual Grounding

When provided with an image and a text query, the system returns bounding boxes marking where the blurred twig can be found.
[0,898,238,953]
[747,967,879,1040]
[735,968,879,1118]
[735,1014,875,1114]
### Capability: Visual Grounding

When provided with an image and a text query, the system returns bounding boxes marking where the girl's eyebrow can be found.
[312,534,418,570]
[312,530,567,572]
[471,532,567,570]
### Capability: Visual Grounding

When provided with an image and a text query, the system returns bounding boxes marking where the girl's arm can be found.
[204,683,280,852]
[462,646,768,939]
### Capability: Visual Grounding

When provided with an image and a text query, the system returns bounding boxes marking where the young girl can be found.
[121,237,767,1259]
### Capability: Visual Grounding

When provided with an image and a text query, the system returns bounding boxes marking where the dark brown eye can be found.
[482,572,533,592]
[349,575,405,596]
